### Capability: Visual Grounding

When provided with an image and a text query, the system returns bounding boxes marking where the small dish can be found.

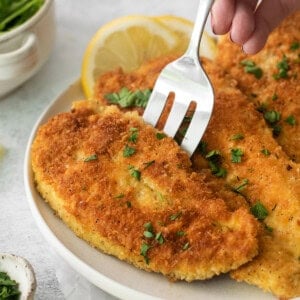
[0,0,55,98]
[0,253,36,300]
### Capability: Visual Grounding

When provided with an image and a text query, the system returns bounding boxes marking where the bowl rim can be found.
[0,252,36,299]
[0,0,54,43]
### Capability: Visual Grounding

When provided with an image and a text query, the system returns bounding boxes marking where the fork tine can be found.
[180,107,212,156]
[163,92,189,137]
[143,89,168,127]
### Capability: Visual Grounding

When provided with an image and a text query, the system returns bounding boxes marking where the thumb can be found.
[243,0,300,54]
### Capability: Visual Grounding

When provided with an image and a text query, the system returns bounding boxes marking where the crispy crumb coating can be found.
[92,31,300,297]
[216,12,300,163]
[31,103,258,281]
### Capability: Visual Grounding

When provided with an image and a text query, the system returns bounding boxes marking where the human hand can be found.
[211,0,300,54]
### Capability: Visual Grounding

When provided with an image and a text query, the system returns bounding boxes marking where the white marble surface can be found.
[0,1,199,299]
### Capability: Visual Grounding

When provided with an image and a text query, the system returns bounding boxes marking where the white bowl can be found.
[0,0,55,98]
[0,253,36,300]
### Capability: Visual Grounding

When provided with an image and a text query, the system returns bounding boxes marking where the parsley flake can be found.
[285,115,296,126]
[264,110,281,124]
[273,55,290,79]
[170,212,182,221]
[241,60,263,79]
[156,132,166,140]
[290,42,300,51]
[261,149,271,156]
[155,232,164,244]
[231,148,244,163]
[140,243,151,264]
[114,193,124,199]
[128,127,138,143]
[144,231,154,238]
[143,160,155,169]
[232,179,249,194]
[105,87,151,108]
[84,154,98,162]
[176,231,186,237]
[231,133,244,140]
[123,145,136,157]
[182,242,190,250]
[128,166,141,180]
[250,201,269,220]
[205,149,227,177]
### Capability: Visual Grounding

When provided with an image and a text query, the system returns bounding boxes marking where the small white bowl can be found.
[0,0,55,98]
[0,253,36,300]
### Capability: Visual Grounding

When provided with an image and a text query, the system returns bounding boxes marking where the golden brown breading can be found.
[216,12,300,163]
[199,60,300,299]
[31,102,259,281]
[93,50,300,298]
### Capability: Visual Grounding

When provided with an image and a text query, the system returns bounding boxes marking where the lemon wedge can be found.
[81,14,218,98]
[81,15,180,98]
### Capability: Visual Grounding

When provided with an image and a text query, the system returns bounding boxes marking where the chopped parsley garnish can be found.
[240,60,263,79]
[0,0,44,32]
[261,148,271,156]
[143,160,155,169]
[271,93,278,101]
[231,148,244,163]
[140,243,151,264]
[264,110,281,124]
[156,132,166,140]
[170,211,182,221]
[123,145,136,157]
[232,179,249,194]
[182,242,190,250]
[84,154,98,162]
[143,231,154,238]
[205,149,227,177]
[272,124,282,137]
[250,201,269,220]
[0,271,20,299]
[155,232,164,244]
[128,166,141,180]
[105,87,151,108]
[285,115,296,126]
[231,133,244,140]
[273,55,289,79]
[126,201,132,208]
[176,231,186,237]
[114,193,124,199]
[264,224,273,233]
[143,222,154,238]
[290,42,300,51]
[128,127,138,143]
[144,222,153,232]
[205,149,221,159]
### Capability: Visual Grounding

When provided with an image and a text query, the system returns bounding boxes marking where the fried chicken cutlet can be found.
[216,12,300,163]
[93,53,300,298]
[31,102,259,281]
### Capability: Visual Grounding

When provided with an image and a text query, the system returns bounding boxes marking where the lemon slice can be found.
[155,15,218,60]
[81,15,179,98]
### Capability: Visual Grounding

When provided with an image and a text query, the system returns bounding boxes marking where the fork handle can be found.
[186,0,214,60]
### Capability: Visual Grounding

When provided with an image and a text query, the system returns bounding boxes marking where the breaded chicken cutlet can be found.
[216,12,300,163]
[31,102,259,281]
[93,46,300,297]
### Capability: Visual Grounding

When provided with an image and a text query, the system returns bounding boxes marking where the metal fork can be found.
[143,0,214,156]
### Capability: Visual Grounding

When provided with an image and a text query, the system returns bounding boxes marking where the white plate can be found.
[24,81,276,300]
